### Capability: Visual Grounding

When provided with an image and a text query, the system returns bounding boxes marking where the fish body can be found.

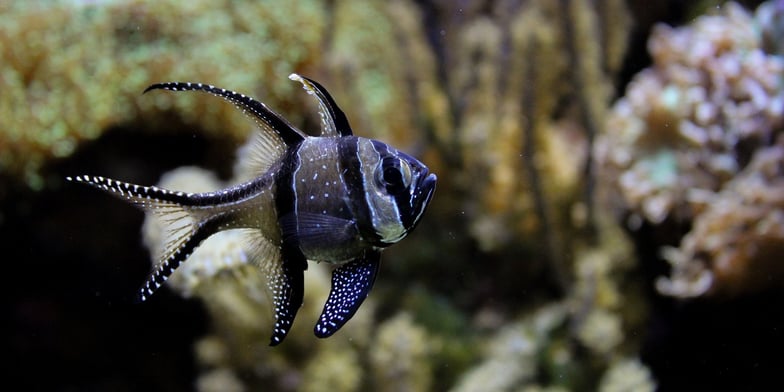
[69,74,436,345]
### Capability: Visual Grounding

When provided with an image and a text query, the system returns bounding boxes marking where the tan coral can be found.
[442,0,631,255]
[595,1,784,298]
[596,2,784,226]
[657,138,784,297]
[598,358,656,392]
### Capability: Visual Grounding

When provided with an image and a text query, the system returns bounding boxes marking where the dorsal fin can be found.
[233,130,287,183]
[289,74,353,137]
[144,82,307,147]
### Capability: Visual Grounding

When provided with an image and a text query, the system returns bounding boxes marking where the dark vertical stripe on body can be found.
[369,140,414,230]
[275,145,303,244]
[338,137,385,245]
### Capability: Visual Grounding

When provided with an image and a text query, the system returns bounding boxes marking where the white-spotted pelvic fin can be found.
[314,250,380,338]
[289,73,352,137]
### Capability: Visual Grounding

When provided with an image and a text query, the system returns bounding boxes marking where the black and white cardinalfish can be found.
[68,74,437,345]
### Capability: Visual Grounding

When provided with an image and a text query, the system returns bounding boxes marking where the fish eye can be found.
[376,157,412,194]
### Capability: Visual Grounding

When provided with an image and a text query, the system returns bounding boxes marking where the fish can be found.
[68,74,436,345]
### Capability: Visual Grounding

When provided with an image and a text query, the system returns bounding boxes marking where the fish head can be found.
[357,139,436,246]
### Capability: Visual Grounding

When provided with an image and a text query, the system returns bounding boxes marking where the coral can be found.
[596,1,784,297]
[598,358,656,392]
[596,1,784,225]
[451,305,568,392]
[569,214,647,356]
[444,0,631,254]
[657,137,784,297]
[300,341,362,392]
[452,214,648,391]
[196,367,246,392]
[0,0,326,189]
[369,313,433,392]
[452,302,654,392]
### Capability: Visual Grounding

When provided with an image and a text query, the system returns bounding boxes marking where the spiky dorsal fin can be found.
[289,74,353,137]
[144,82,307,147]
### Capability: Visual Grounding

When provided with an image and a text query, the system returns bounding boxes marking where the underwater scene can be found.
[3,0,783,390]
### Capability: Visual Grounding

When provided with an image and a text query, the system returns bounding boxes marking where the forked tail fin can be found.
[67,175,225,301]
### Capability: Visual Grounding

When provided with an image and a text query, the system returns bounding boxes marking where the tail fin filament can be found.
[67,175,223,301]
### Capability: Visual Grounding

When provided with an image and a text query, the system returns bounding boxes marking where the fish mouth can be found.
[404,171,436,232]
[418,172,437,207]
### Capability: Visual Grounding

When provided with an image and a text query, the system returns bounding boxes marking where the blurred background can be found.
[3,0,783,390]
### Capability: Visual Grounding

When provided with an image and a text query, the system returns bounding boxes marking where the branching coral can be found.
[451,305,568,392]
[453,303,654,392]
[596,2,783,226]
[451,212,649,390]
[657,136,784,297]
[596,1,784,297]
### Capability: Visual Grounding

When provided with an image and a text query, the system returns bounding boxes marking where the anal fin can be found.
[314,250,380,338]
[268,242,308,346]
[139,214,230,301]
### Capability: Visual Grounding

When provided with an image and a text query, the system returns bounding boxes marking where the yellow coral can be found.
[0,0,326,189]
[598,358,656,392]
[443,0,631,254]
[370,313,433,392]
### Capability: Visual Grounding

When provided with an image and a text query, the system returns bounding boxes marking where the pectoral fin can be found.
[314,250,380,338]
[281,212,358,251]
